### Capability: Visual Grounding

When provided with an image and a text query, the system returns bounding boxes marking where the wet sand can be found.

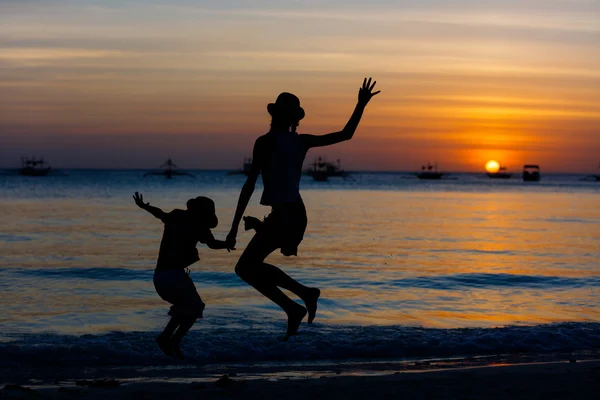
[3,360,599,399]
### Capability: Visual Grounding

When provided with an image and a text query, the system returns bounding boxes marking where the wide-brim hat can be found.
[267,92,305,121]
[187,196,218,229]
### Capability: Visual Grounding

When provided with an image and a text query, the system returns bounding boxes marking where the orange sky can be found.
[1,1,599,172]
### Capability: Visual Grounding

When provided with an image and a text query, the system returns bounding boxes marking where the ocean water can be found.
[1,170,599,368]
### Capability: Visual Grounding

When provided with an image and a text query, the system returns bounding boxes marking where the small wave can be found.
[17,269,599,291]
[12,268,243,286]
[545,217,597,225]
[0,234,32,242]
[1,322,599,368]
[331,273,600,291]
[428,248,514,255]
[14,267,150,280]
[387,273,600,290]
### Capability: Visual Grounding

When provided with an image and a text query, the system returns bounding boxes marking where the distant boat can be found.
[144,158,195,179]
[227,157,252,176]
[487,165,512,179]
[19,157,51,176]
[523,164,541,182]
[580,163,600,182]
[304,157,349,182]
[416,162,444,180]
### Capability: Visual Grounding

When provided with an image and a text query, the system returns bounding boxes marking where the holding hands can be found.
[226,215,263,250]
[226,228,237,252]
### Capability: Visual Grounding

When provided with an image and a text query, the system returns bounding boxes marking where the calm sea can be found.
[1,170,599,368]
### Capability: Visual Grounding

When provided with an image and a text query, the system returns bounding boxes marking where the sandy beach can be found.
[2,360,599,399]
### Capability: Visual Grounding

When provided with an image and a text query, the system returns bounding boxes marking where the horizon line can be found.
[1,166,597,175]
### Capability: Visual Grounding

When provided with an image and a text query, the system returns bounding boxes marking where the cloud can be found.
[0,48,127,66]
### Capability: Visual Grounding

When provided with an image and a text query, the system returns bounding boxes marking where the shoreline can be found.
[3,359,599,399]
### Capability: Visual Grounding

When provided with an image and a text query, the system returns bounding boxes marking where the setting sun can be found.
[485,160,500,174]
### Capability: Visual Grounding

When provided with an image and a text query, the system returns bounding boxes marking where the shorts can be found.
[153,268,205,319]
[262,202,308,256]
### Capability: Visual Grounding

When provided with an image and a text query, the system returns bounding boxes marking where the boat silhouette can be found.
[227,157,252,176]
[304,157,349,181]
[143,158,195,179]
[416,162,444,180]
[487,165,512,179]
[19,157,51,176]
[522,164,541,182]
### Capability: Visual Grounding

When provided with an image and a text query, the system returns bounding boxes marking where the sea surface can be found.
[1,170,599,369]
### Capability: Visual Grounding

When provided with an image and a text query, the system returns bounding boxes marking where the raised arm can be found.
[302,77,380,149]
[226,138,264,247]
[133,192,166,220]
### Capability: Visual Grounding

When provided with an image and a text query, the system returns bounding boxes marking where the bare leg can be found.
[260,262,320,324]
[156,316,180,357]
[249,279,307,339]
[236,233,310,339]
[170,317,196,360]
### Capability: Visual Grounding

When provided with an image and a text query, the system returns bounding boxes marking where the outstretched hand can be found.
[133,192,149,209]
[358,77,380,106]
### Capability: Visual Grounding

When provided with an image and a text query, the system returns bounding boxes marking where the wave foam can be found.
[2,322,599,368]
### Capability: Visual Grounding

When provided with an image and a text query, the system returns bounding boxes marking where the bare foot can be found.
[171,338,185,360]
[284,305,307,341]
[304,288,321,324]
[155,334,174,357]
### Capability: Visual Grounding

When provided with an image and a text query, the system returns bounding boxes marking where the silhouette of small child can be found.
[133,192,233,359]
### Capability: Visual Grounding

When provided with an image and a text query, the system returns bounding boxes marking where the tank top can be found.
[260,131,306,206]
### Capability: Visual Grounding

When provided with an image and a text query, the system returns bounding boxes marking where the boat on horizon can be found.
[580,163,600,182]
[143,158,195,179]
[19,157,52,176]
[487,165,512,179]
[416,162,444,180]
[227,157,252,176]
[523,164,541,182]
[304,157,349,182]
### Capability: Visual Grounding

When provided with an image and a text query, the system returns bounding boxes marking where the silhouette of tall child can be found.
[133,192,233,359]
[226,78,380,339]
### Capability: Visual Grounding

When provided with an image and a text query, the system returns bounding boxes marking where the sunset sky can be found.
[1,0,599,172]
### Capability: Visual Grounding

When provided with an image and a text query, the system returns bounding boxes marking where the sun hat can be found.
[267,92,305,121]
[186,196,218,229]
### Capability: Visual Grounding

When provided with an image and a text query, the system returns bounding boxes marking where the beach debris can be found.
[215,374,238,388]
[75,379,120,388]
